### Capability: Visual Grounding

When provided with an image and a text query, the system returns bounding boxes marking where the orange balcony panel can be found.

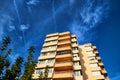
[92,46,96,49]
[57,46,71,51]
[58,40,71,45]
[94,51,99,54]
[96,56,101,60]
[52,71,73,79]
[71,34,76,38]
[56,54,72,61]
[98,62,104,66]
[54,61,73,70]
[46,33,59,38]
[59,32,70,36]
[58,36,71,40]
[101,69,107,76]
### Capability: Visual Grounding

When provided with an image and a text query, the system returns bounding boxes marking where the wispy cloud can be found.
[27,0,39,5]
[20,24,29,31]
[20,24,29,45]
[70,0,109,43]
[0,14,13,41]
[111,73,120,80]
[8,25,16,31]
[9,53,19,63]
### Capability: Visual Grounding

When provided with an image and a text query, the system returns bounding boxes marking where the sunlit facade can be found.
[32,32,109,80]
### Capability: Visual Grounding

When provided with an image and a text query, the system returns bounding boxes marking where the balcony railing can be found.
[58,36,71,40]
[52,70,74,79]
[57,46,71,51]
[54,61,73,70]
[58,40,71,45]
[56,54,72,61]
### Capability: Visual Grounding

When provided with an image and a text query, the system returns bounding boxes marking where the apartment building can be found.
[32,32,109,80]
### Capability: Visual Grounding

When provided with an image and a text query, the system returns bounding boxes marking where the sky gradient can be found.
[0,0,120,80]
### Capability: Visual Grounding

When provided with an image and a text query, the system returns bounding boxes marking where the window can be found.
[51,45,56,48]
[92,71,101,76]
[88,57,96,60]
[47,59,54,63]
[85,46,91,50]
[49,51,56,55]
[36,69,42,74]
[38,60,45,64]
[43,45,56,50]
[72,42,77,45]
[72,47,78,50]
[48,68,53,73]
[73,62,80,66]
[86,51,93,54]
[72,54,78,58]
[41,53,47,56]
[74,71,81,76]
[90,63,98,67]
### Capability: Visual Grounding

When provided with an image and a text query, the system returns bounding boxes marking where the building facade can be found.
[32,32,109,80]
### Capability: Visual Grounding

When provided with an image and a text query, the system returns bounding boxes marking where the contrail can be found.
[13,0,26,45]
[52,0,57,32]
[13,0,21,24]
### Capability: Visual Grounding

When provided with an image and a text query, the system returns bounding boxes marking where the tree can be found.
[1,36,10,51]
[20,46,36,80]
[3,57,23,80]
[37,66,48,80]
[0,36,12,75]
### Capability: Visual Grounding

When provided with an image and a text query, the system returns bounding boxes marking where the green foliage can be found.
[37,66,48,80]
[3,57,23,80]
[20,46,36,80]
[0,36,11,75]
[0,36,37,80]
[1,36,10,51]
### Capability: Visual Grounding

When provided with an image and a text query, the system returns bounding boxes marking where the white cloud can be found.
[20,24,29,31]
[0,14,13,41]
[70,0,109,43]
[8,25,16,31]
[27,0,39,5]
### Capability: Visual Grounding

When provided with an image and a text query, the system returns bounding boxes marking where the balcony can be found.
[91,67,101,71]
[46,33,59,38]
[43,41,57,47]
[72,43,78,47]
[59,32,70,36]
[58,40,71,45]
[71,35,76,38]
[45,37,58,41]
[58,36,71,40]
[41,47,56,52]
[94,51,99,54]
[96,56,101,60]
[57,46,71,52]
[54,61,73,70]
[56,53,72,61]
[71,38,77,42]
[89,60,98,63]
[101,69,107,77]
[98,62,104,66]
[92,46,97,49]
[52,70,74,79]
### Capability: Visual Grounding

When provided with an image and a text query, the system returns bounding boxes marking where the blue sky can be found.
[0,0,120,80]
